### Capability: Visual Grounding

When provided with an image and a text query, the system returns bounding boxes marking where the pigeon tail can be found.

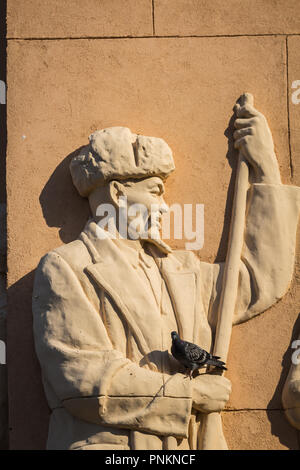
[207,357,227,370]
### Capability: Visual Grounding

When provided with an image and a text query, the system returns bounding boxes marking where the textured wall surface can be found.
[6,0,300,449]
[0,0,7,450]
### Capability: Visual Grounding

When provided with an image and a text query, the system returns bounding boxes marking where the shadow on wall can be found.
[267,313,300,449]
[39,147,91,244]
[8,148,90,449]
[7,271,50,449]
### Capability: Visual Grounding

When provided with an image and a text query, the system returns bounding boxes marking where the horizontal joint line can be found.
[6,33,300,41]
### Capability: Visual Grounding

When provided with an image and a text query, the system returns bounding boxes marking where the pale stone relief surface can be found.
[32,95,300,450]
[282,323,300,430]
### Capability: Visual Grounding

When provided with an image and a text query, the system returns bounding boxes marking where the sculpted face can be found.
[89,175,172,252]
[116,176,169,245]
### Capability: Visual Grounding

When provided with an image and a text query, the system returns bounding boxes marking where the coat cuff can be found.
[63,393,192,438]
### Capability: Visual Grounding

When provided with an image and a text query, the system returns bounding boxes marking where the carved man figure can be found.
[33,98,300,450]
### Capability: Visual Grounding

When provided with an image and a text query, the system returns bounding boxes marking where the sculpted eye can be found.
[150,185,163,195]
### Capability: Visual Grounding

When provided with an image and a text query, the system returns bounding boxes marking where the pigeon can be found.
[171,331,227,379]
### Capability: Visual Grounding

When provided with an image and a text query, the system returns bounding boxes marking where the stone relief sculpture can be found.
[32,94,300,450]
[282,323,300,430]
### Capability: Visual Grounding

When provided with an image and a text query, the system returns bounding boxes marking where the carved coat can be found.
[32,183,300,449]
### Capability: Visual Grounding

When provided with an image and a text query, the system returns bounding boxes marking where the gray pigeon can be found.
[171,331,227,379]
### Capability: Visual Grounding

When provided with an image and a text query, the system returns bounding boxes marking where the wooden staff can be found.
[201,93,253,450]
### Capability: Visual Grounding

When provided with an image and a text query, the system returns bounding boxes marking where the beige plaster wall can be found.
[6,0,300,449]
[0,0,7,450]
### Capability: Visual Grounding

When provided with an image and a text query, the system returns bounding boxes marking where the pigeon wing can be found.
[185,343,208,366]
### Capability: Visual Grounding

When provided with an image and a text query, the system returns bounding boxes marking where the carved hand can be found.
[233,97,281,184]
[191,374,231,413]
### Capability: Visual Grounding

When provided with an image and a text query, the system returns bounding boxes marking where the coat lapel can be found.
[80,221,200,358]
[80,228,162,360]
[159,254,198,343]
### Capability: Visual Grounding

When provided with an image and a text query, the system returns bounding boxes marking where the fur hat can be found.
[70,127,175,197]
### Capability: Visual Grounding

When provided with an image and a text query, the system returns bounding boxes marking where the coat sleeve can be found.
[32,251,192,438]
[198,183,300,330]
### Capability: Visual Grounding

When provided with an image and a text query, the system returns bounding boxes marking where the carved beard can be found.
[144,234,172,255]
[127,215,172,255]
[95,213,172,254]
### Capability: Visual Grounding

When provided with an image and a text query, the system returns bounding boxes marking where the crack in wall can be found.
[152,0,155,36]
[286,36,294,181]
[224,408,287,412]
[6,33,300,41]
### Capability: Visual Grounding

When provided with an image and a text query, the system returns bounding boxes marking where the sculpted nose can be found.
[159,201,169,214]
